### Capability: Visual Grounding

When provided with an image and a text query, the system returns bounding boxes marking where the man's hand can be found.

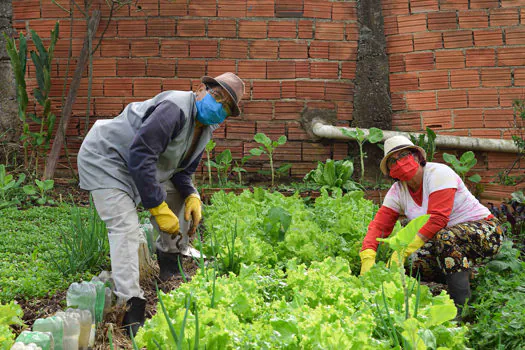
[184,193,202,234]
[359,249,376,276]
[389,234,426,267]
[149,201,180,234]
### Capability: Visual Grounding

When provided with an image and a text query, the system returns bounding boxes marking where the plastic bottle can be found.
[66,282,96,324]
[90,279,106,323]
[55,311,80,350]
[15,331,54,350]
[32,316,64,350]
[65,308,91,350]
[10,343,42,350]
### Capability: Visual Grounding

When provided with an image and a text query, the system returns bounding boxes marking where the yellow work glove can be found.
[184,193,202,232]
[389,235,426,267]
[149,201,180,234]
[359,249,376,276]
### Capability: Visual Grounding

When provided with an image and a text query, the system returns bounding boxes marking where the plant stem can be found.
[269,152,274,187]
[206,150,212,186]
[359,142,365,183]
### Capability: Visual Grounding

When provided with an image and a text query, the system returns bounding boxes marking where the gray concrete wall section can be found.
[0,0,19,144]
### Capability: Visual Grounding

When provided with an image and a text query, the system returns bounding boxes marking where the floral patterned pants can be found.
[409,217,503,283]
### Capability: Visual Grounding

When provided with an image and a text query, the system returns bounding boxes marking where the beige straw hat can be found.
[380,135,426,175]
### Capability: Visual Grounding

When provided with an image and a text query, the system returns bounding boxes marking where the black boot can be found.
[157,250,183,281]
[122,297,146,337]
[446,270,471,319]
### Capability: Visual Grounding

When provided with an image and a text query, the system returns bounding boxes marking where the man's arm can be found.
[170,152,203,199]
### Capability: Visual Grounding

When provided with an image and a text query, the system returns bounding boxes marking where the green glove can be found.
[359,249,376,276]
[389,235,426,267]
[149,201,180,234]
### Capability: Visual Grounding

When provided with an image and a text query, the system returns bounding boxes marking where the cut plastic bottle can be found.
[32,316,64,350]
[65,308,91,350]
[55,311,80,350]
[15,331,54,350]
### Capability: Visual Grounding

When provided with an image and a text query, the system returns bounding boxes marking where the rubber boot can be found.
[446,270,471,319]
[122,297,146,337]
[157,250,182,281]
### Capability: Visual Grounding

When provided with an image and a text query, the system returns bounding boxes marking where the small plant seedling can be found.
[250,133,288,187]
[340,127,383,183]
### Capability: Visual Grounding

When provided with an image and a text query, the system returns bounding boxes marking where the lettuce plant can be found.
[304,159,362,192]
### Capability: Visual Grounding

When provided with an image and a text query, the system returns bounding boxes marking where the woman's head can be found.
[380,135,427,179]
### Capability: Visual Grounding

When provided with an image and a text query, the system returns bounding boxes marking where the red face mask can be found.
[389,154,419,181]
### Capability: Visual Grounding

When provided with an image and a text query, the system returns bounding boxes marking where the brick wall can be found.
[10,0,525,185]
[383,0,525,183]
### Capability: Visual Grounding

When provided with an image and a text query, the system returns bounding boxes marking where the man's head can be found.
[195,72,245,119]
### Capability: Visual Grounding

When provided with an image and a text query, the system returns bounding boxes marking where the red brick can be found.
[440,0,470,10]
[438,90,467,108]
[238,61,266,79]
[303,0,332,19]
[309,41,329,59]
[147,18,176,37]
[490,8,519,27]
[397,14,427,33]
[94,97,124,116]
[336,101,353,121]
[469,88,499,107]
[160,1,188,16]
[444,31,473,49]
[226,120,256,140]
[381,0,409,16]
[501,0,525,7]
[177,60,205,78]
[329,42,357,60]
[514,68,525,86]
[414,32,442,51]
[243,101,273,120]
[131,0,159,16]
[453,109,483,128]
[133,78,162,97]
[310,62,339,79]
[275,0,304,18]
[326,82,353,101]
[484,109,514,127]
[206,60,236,77]
[280,41,308,59]
[302,142,331,161]
[267,61,296,79]
[384,16,399,36]
[281,81,296,98]
[392,112,422,130]
[473,29,503,46]
[499,87,525,107]
[481,68,512,87]
[390,73,418,92]
[342,61,357,79]
[297,81,325,99]
[218,0,247,17]
[118,20,146,37]
[96,20,117,39]
[459,10,489,29]
[406,91,437,111]
[450,69,480,88]
[269,21,297,39]
[239,20,267,38]
[389,55,406,73]
[162,79,192,91]
[252,81,281,99]
[104,78,133,97]
[161,40,189,58]
[78,79,104,98]
[427,12,457,30]
[345,23,359,42]
[91,59,117,77]
[296,60,311,78]
[247,0,274,17]
[147,58,176,77]
[499,47,525,67]
[298,20,314,39]
[332,1,357,21]
[220,40,248,59]
[208,20,237,38]
[386,34,414,54]
[418,71,449,89]
[188,0,216,16]
[189,40,218,58]
[391,92,407,111]
[471,129,502,139]
[177,19,206,37]
[13,0,41,20]
[275,101,304,120]
[249,41,278,59]
[410,0,438,13]
[305,101,335,110]
[466,48,495,67]
[422,110,452,129]
[131,40,159,57]
[470,0,499,9]
[117,59,146,76]
[256,122,287,141]
[506,28,525,45]
[405,52,434,71]
[315,22,344,40]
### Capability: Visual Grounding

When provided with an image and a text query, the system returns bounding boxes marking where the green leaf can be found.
[205,139,216,152]
[367,128,384,144]
[459,151,475,164]
[468,174,481,183]
[249,148,264,156]
[254,133,271,147]
[428,304,457,326]
[442,153,457,164]
[216,149,232,165]
[277,135,287,145]
[377,215,430,251]
[23,185,37,195]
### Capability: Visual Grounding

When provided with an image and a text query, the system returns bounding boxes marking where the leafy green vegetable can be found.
[304,159,362,192]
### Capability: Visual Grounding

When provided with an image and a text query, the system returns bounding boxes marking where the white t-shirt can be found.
[383,162,490,226]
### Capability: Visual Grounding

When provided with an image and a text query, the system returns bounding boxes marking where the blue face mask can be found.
[195,93,228,125]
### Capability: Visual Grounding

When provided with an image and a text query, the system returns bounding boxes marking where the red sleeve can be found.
[419,188,457,239]
[361,206,399,251]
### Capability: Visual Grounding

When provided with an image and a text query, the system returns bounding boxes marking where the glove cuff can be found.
[359,249,376,261]
[149,201,168,216]
[185,193,201,203]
